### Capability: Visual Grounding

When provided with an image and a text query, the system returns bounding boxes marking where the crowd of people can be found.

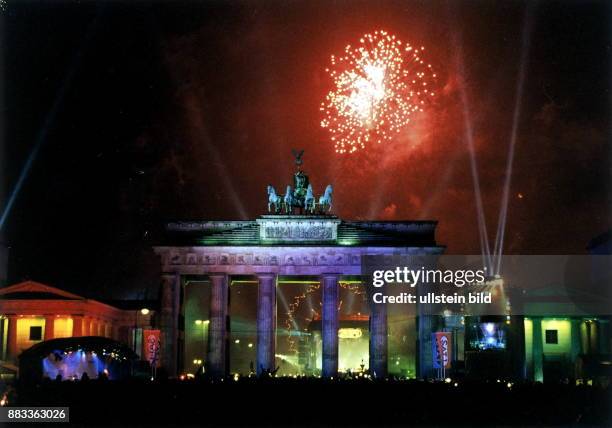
[2,372,610,426]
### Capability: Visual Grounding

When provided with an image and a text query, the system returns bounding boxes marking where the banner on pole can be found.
[142,329,161,368]
[432,332,452,369]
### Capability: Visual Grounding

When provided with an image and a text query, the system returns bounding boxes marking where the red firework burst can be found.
[321,30,437,154]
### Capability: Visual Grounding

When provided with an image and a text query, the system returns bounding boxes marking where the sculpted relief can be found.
[167,250,361,267]
[263,225,333,241]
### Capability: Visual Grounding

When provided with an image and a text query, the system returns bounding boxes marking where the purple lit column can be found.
[369,298,388,378]
[207,273,228,378]
[160,272,180,376]
[322,273,339,378]
[256,273,277,375]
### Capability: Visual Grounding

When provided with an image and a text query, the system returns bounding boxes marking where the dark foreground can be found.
[6,377,612,427]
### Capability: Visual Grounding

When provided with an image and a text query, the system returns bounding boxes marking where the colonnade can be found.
[527,316,608,381]
[2,314,117,361]
[160,272,390,378]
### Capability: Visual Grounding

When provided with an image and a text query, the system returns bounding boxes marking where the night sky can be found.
[2,1,611,299]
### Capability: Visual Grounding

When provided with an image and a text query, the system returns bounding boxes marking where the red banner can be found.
[142,329,161,367]
[432,332,452,369]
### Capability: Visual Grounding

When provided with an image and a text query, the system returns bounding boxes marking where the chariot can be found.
[267,150,333,214]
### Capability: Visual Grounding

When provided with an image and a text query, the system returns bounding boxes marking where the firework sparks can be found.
[321,30,436,154]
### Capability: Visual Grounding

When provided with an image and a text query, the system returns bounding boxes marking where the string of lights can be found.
[285,282,366,354]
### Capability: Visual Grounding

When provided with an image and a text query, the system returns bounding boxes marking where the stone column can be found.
[72,315,84,337]
[160,273,181,377]
[589,321,599,353]
[503,314,526,380]
[532,317,544,382]
[87,318,95,336]
[416,272,439,379]
[256,273,277,375]
[506,287,526,380]
[44,315,55,341]
[207,273,229,378]
[580,320,589,354]
[417,315,435,378]
[570,318,582,379]
[7,315,18,360]
[321,274,339,378]
[0,318,4,359]
[369,295,388,378]
[81,317,89,336]
[598,320,609,354]
[512,316,527,380]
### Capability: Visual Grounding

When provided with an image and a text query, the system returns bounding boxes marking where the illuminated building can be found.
[515,233,612,382]
[152,161,610,382]
[154,221,612,382]
[517,297,611,382]
[2,166,609,385]
[154,216,442,378]
[2,245,609,383]
[0,281,155,368]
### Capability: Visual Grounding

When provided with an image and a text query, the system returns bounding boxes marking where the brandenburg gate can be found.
[153,152,442,378]
[154,215,442,377]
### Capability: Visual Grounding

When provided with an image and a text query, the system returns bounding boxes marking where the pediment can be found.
[0,281,84,300]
